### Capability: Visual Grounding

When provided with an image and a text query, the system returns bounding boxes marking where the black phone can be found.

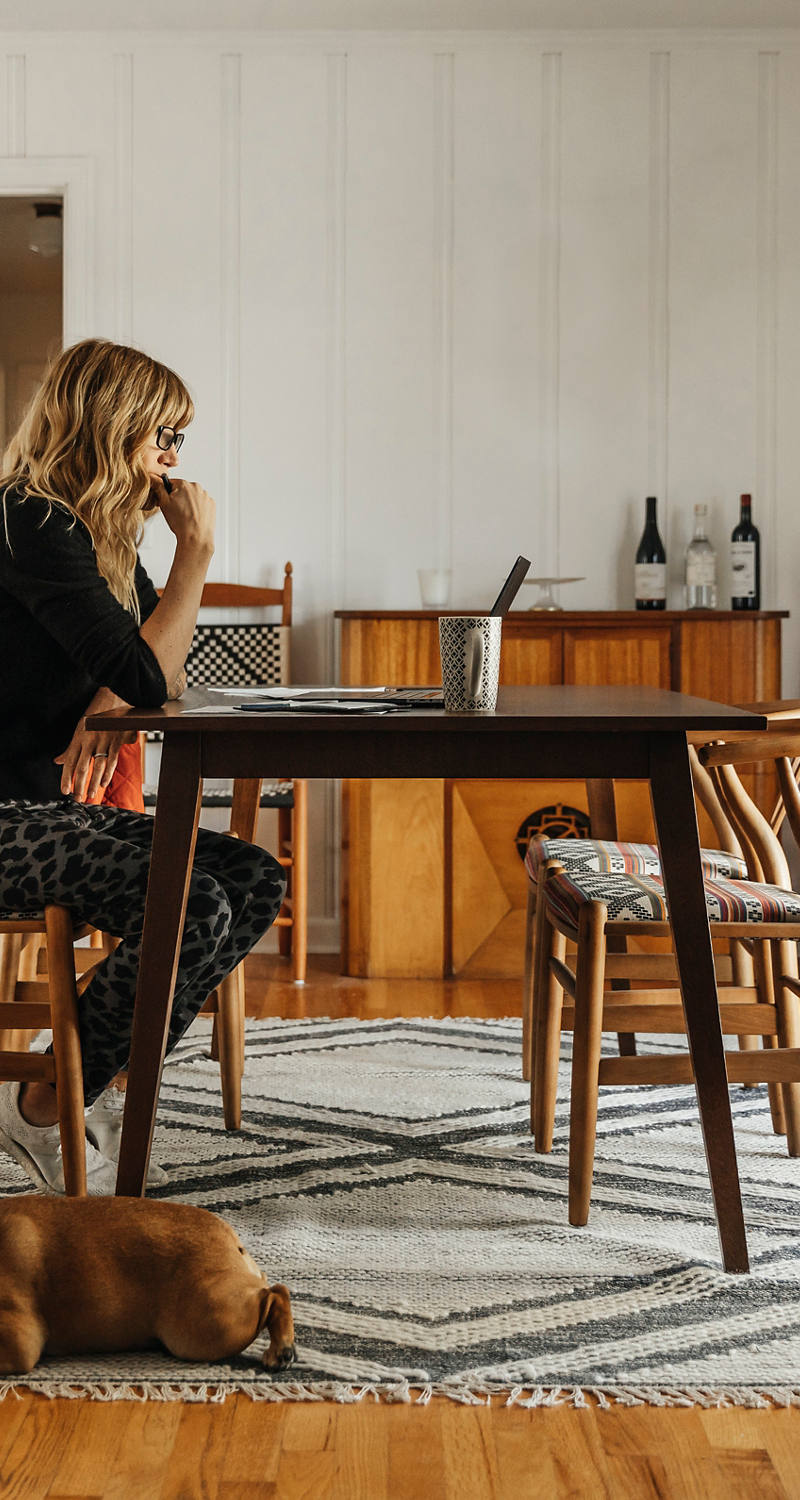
[490,555,531,617]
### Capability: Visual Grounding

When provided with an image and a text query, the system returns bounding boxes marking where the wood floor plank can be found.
[100,1402,183,1500]
[385,1403,446,1500]
[280,1400,335,1452]
[271,1448,336,1500]
[331,1404,388,1500]
[439,1406,502,1500]
[0,1397,82,1500]
[45,1401,134,1496]
[539,1408,616,1499]
[0,1396,35,1474]
[603,1453,672,1499]
[753,1411,800,1500]
[158,1401,236,1500]
[491,1409,558,1498]
[219,1397,285,1484]
[218,1484,277,1499]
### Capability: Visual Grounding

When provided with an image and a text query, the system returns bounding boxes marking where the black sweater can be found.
[0,486,167,801]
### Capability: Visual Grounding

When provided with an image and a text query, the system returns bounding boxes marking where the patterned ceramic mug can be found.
[438,615,502,711]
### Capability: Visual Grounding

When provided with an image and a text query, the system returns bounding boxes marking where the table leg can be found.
[115,734,202,1196]
[649,732,749,1273]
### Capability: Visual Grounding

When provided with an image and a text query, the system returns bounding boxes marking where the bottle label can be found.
[686,554,716,587]
[635,563,666,601]
[731,542,756,598]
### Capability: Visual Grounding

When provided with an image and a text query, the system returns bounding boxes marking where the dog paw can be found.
[262,1340,297,1371]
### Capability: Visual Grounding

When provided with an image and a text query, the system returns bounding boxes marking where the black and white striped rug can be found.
[3,1016,800,1406]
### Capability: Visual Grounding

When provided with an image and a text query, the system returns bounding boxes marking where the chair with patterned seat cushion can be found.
[529,725,800,1227]
[533,861,800,1226]
[521,743,750,1081]
[0,908,91,1194]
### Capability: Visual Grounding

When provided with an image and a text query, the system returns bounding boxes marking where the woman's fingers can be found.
[54,729,128,799]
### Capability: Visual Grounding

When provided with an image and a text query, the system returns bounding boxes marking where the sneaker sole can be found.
[0,1124,63,1194]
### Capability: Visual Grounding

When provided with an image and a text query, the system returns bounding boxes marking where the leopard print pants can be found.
[0,799,286,1104]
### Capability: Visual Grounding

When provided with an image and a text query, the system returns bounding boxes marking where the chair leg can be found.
[277,806,292,959]
[44,907,87,1197]
[532,899,567,1152]
[522,881,537,1083]
[215,967,244,1132]
[753,937,787,1135]
[0,933,23,1006]
[568,902,607,1227]
[772,938,800,1156]
[291,779,308,991]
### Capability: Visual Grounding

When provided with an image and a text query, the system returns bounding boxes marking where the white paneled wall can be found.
[2,29,800,950]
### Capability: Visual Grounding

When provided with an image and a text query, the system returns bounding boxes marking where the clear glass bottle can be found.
[685,503,717,609]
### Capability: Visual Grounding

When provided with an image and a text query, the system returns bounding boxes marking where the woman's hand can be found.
[54,687,138,802]
[153,478,215,555]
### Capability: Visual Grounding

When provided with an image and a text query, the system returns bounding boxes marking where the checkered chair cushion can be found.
[525,836,748,885]
[543,867,800,931]
[185,623,288,688]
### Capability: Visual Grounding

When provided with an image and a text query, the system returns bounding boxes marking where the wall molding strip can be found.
[5,54,25,157]
[757,50,778,611]
[539,51,561,577]
[433,50,454,574]
[220,52,242,584]
[113,52,133,345]
[326,50,347,640]
[325,51,348,918]
[648,51,670,525]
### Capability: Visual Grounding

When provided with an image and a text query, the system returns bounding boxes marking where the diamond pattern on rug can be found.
[1,1017,800,1403]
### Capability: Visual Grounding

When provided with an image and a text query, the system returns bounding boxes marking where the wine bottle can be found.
[730,494,760,610]
[685,502,717,609]
[635,495,667,610]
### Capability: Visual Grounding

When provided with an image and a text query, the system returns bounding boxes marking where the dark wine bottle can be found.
[634,495,667,610]
[730,493,760,610]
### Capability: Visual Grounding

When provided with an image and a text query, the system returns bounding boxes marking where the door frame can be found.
[0,155,94,342]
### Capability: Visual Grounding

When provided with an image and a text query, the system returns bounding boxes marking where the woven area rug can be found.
[2,1016,800,1407]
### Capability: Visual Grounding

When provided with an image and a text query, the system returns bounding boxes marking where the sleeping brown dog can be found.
[0,1196,296,1376]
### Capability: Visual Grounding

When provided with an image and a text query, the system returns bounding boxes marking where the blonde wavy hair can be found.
[2,338,194,617]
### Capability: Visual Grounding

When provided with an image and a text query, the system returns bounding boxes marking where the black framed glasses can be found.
[156,425,185,453]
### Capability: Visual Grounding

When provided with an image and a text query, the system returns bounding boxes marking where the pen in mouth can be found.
[161,473,173,494]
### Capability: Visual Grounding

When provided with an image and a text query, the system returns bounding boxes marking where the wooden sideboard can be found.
[336,609,788,978]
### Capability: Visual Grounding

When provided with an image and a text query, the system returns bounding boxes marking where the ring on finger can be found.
[92,751,110,759]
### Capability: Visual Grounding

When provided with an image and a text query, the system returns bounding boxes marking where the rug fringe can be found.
[2,1378,800,1408]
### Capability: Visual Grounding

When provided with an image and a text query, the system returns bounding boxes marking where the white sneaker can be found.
[0,1081,118,1195]
[84,1086,168,1188]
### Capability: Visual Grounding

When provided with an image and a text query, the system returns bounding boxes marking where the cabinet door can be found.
[500,626,562,684]
[340,619,441,686]
[563,627,671,687]
[679,618,782,703]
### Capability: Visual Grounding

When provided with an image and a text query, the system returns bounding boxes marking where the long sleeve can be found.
[0,491,167,706]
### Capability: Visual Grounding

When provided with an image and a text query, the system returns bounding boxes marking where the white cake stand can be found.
[523,576,585,611]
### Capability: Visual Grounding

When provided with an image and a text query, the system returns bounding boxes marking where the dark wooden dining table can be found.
[88,683,767,1272]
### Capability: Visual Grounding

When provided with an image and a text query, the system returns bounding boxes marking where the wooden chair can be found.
[521,747,750,1081]
[527,725,800,1227]
[0,909,90,1195]
[145,565,308,1131]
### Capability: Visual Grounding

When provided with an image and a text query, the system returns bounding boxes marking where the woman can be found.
[0,338,286,1193]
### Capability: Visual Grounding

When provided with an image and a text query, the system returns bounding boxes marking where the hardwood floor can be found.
[3,955,799,1500]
